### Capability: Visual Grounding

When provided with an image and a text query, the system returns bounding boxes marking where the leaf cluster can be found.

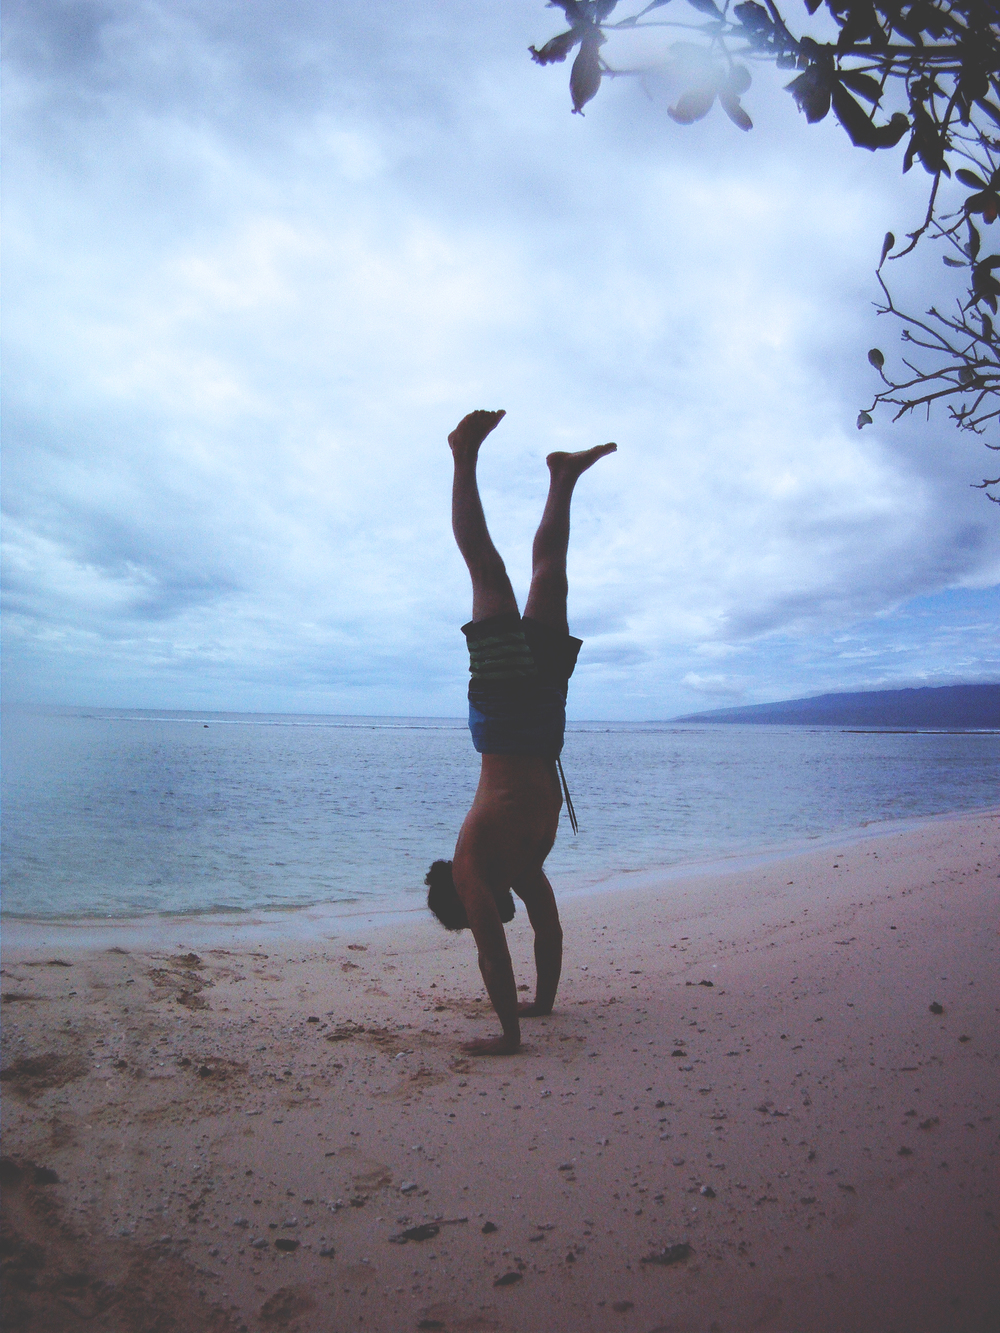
[861,214,1000,501]
[531,1,999,158]
[530,0,1000,500]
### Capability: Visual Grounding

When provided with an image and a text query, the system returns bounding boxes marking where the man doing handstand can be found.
[425,409,616,1055]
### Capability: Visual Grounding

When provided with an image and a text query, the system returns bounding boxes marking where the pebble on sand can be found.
[388,1223,440,1244]
[641,1243,692,1266]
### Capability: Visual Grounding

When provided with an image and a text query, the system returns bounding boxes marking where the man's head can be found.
[424,861,515,931]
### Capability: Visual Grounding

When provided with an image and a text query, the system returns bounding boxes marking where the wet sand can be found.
[2,809,997,1333]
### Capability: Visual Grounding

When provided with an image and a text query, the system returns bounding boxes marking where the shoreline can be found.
[2,806,997,1332]
[4,801,998,953]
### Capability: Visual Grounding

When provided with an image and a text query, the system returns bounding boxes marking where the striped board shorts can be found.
[462,612,583,758]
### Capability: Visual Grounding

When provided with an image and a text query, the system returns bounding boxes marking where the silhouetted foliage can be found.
[530,1,1000,500]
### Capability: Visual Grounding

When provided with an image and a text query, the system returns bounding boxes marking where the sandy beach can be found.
[2,809,997,1333]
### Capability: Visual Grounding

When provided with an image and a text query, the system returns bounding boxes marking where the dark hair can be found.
[424,861,515,931]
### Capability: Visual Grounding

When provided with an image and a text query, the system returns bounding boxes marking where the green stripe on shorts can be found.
[468,629,538,681]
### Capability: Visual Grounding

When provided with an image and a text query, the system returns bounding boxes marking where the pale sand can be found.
[1,810,997,1333]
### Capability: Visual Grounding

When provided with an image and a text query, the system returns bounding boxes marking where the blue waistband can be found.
[468,685,567,757]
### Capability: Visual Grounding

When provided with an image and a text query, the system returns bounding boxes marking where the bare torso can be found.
[453,754,562,893]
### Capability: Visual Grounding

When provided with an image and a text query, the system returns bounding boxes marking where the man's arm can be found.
[456,868,522,1054]
[514,869,563,1016]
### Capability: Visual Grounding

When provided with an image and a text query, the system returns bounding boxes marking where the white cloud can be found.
[681,672,748,698]
[2,0,997,718]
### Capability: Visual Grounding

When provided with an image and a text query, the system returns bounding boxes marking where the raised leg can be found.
[523,442,617,631]
[449,410,519,623]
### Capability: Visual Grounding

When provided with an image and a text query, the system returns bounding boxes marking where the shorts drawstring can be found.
[556,756,578,835]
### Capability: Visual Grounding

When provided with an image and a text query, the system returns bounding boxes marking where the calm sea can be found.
[2,706,998,921]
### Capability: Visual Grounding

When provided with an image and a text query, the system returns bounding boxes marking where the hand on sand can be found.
[448,409,506,455]
[462,1034,520,1056]
[516,1002,552,1017]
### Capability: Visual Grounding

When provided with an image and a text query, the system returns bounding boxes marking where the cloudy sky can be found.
[3,0,998,720]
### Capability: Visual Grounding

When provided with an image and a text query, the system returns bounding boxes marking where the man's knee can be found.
[531,559,567,588]
[469,551,509,582]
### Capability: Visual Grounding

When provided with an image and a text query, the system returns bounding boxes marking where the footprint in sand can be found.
[259,1286,315,1326]
[0,1053,88,1100]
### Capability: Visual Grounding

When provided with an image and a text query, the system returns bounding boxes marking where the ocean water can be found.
[2,706,998,921]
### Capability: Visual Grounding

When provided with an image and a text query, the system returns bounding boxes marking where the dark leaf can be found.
[975,98,1000,129]
[868,348,885,369]
[836,0,884,50]
[786,67,832,124]
[983,255,1000,270]
[958,366,977,385]
[838,71,883,104]
[857,411,873,428]
[968,220,982,259]
[570,33,605,114]
[832,84,881,147]
[733,1,771,32]
[966,192,1000,224]
[686,0,723,15]
[960,68,989,102]
[719,89,753,130]
[909,106,948,175]
[957,168,988,190]
[529,29,585,65]
[943,255,966,267]
[879,231,894,265]
[804,0,822,11]
[972,260,1000,310]
[982,312,994,340]
[865,112,908,149]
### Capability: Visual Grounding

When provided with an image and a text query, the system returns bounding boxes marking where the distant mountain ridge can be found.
[671,683,1000,728]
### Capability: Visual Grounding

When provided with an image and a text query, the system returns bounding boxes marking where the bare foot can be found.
[448,409,506,460]
[546,441,617,482]
[462,1034,521,1056]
